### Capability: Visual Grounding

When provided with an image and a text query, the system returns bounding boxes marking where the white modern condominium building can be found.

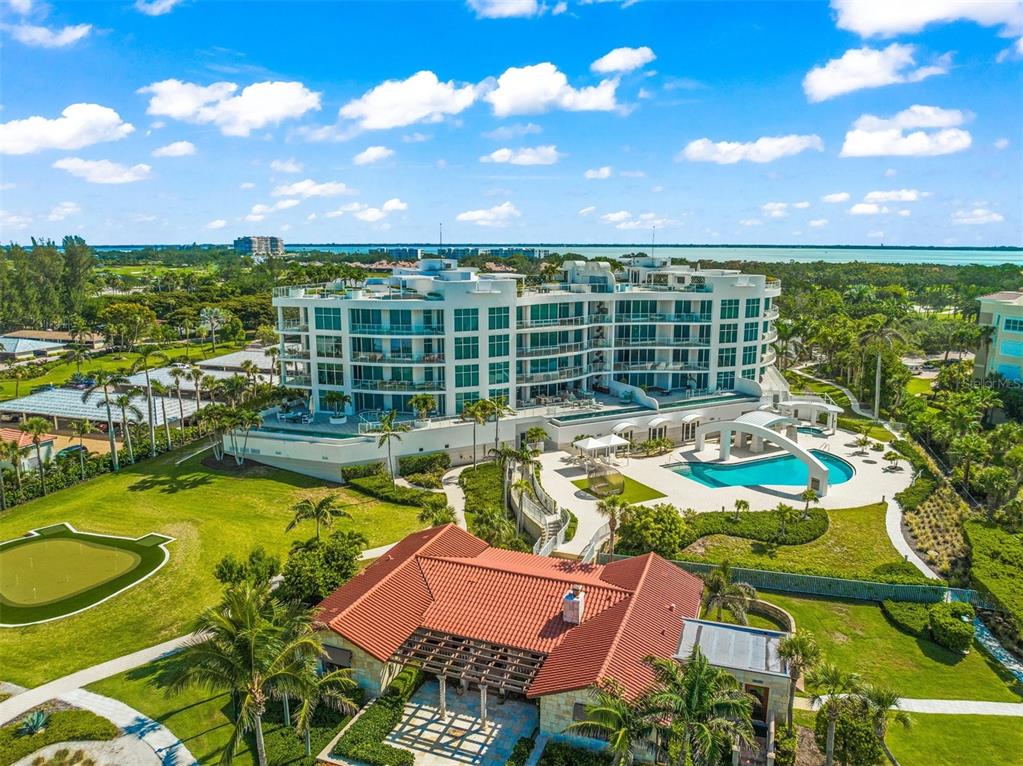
[272,256,783,422]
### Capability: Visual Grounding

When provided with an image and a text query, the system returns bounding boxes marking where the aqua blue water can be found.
[797,426,826,436]
[672,449,854,488]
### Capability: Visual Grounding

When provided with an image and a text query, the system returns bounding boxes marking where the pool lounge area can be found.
[669,449,855,489]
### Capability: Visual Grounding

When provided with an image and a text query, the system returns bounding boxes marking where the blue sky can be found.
[1,0,1021,247]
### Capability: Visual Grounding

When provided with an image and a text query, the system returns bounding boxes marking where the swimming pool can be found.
[797,426,826,436]
[670,449,854,488]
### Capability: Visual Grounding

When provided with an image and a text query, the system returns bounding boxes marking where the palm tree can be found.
[9,367,27,398]
[596,494,628,558]
[732,498,749,522]
[69,419,95,480]
[187,365,205,410]
[292,666,360,757]
[63,346,91,374]
[0,438,24,491]
[808,661,863,766]
[83,370,128,471]
[488,444,521,513]
[948,432,991,488]
[286,494,351,542]
[264,346,279,386]
[799,488,819,520]
[324,391,352,420]
[19,417,53,495]
[774,503,800,540]
[777,629,821,733]
[472,505,517,548]
[376,409,409,485]
[859,315,907,420]
[566,679,657,766]
[486,396,513,454]
[861,684,912,766]
[702,560,756,624]
[110,392,143,464]
[644,650,755,766]
[231,409,263,466]
[460,399,488,468]
[199,306,228,352]
[168,366,189,436]
[407,393,435,422]
[0,459,7,511]
[150,380,174,451]
[240,359,260,394]
[131,344,170,451]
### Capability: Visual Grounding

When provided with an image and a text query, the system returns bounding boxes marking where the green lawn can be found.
[887,713,1023,766]
[0,447,423,686]
[761,592,1023,702]
[700,605,786,632]
[0,340,246,402]
[572,476,665,504]
[682,503,925,582]
[905,377,933,396]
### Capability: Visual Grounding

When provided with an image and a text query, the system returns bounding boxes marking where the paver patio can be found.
[386,679,538,766]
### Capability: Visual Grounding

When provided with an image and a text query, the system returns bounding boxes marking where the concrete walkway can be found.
[794,696,1023,716]
[441,464,470,530]
[59,688,199,765]
[0,635,192,725]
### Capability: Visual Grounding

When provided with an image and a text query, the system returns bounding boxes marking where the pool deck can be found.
[546,427,914,556]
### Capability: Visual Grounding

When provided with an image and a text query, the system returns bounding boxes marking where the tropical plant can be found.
[18,710,49,735]
[702,560,756,624]
[510,477,535,533]
[525,425,548,447]
[150,380,174,449]
[286,494,352,542]
[596,494,629,557]
[808,661,863,766]
[131,344,170,451]
[861,684,912,766]
[773,503,801,541]
[324,390,352,417]
[69,419,95,480]
[83,370,128,471]
[109,392,143,464]
[19,417,53,495]
[418,496,456,526]
[292,666,361,756]
[407,393,435,421]
[566,679,656,766]
[0,437,24,491]
[472,505,520,549]
[799,488,820,520]
[199,306,229,352]
[859,314,909,420]
[168,365,190,435]
[732,498,749,522]
[882,450,902,471]
[460,399,489,469]
[375,409,409,486]
[487,395,513,453]
[62,346,91,374]
[777,629,821,733]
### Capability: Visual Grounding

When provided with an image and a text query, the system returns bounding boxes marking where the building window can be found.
[745,298,761,318]
[719,323,738,344]
[316,335,344,358]
[488,306,509,330]
[741,367,757,380]
[489,388,508,404]
[455,336,479,360]
[318,363,344,386]
[742,346,758,366]
[720,299,739,319]
[717,371,736,389]
[389,309,412,329]
[743,322,760,342]
[454,308,479,332]
[314,307,342,331]
[717,347,736,367]
[489,361,509,385]
[489,334,510,357]
[455,364,479,388]
[455,391,480,413]
[1005,318,1023,333]
[349,308,381,328]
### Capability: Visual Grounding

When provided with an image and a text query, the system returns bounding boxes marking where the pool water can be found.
[797,426,826,436]
[672,449,854,488]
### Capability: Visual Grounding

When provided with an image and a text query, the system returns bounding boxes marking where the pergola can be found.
[777,398,842,433]
[392,628,546,725]
[574,433,629,460]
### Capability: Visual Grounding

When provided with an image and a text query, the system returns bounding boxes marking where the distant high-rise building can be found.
[234,236,284,258]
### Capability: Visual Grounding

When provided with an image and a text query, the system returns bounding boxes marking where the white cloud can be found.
[484,63,618,116]
[270,158,303,173]
[679,134,823,164]
[831,0,1023,38]
[5,22,92,48]
[864,188,927,202]
[994,137,1010,150]
[803,44,949,102]
[246,198,300,221]
[135,0,184,15]
[614,212,675,230]
[456,201,521,227]
[620,170,646,178]
[483,122,542,140]
[809,218,828,227]
[353,145,395,165]
[138,79,321,137]
[885,168,897,177]
[239,181,256,189]
[338,71,477,130]
[0,210,32,230]
[52,158,151,184]
[467,0,543,18]
[762,202,789,219]
[8,0,33,14]
[591,46,656,74]
[601,210,632,223]
[897,209,912,217]
[206,218,227,230]
[382,198,407,212]
[48,201,80,221]
[324,202,365,218]
[584,166,612,179]
[739,218,763,226]
[0,103,134,155]
[849,202,888,215]
[951,207,1004,225]
[822,192,851,203]
[578,205,597,216]
[552,1,567,14]
[354,208,387,223]
[793,201,811,209]
[402,132,431,143]
[840,104,972,157]
[152,140,195,157]
[306,213,317,221]
[480,145,562,165]
[271,179,355,198]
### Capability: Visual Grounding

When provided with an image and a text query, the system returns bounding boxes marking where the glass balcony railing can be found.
[282,375,312,387]
[614,361,710,373]
[614,337,710,348]
[351,379,446,392]
[349,324,444,335]
[615,312,713,323]
[351,352,446,364]
[515,314,611,329]
[518,364,609,384]
[278,321,308,332]
[515,340,610,358]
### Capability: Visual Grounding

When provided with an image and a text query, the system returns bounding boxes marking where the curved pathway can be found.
[794,696,1023,716]
[441,465,470,530]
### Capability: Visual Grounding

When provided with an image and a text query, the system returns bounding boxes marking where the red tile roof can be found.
[315,525,703,698]
[0,428,57,449]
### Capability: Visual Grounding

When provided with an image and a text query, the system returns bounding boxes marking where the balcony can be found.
[516,314,610,330]
[614,361,710,373]
[765,307,780,320]
[763,329,778,343]
[614,337,711,349]
[281,346,310,359]
[615,312,713,324]
[623,282,714,294]
[351,352,446,364]
[282,375,312,387]
[518,364,609,384]
[278,321,308,333]
[349,324,444,336]
[351,379,446,392]
[516,340,609,358]
[762,350,777,365]
[766,279,782,290]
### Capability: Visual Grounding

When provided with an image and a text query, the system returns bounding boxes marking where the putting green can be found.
[0,524,172,626]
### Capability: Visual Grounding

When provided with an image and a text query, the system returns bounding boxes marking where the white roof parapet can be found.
[679,412,702,424]
[612,421,638,433]
[779,399,843,414]
[647,416,670,428]
[732,410,800,429]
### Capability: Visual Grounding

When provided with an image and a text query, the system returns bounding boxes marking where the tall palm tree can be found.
[566,679,657,766]
[69,419,95,480]
[460,399,488,469]
[596,494,628,558]
[168,366,189,436]
[150,380,174,450]
[292,666,360,757]
[948,432,991,488]
[19,417,53,495]
[861,684,912,766]
[486,396,513,454]
[83,370,128,471]
[488,444,521,513]
[132,344,170,452]
[9,366,27,398]
[644,650,755,766]
[777,629,821,733]
[732,498,749,522]
[109,392,143,464]
[702,560,756,624]
[286,494,351,542]
[187,365,205,409]
[63,346,91,374]
[264,346,279,386]
[199,306,228,352]
[808,661,863,766]
[799,488,820,520]
[859,315,907,420]
[774,503,800,540]
[376,409,409,485]
[0,438,24,491]
[240,359,260,394]
[0,458,7,511]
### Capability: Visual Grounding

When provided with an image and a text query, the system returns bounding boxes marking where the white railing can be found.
[580,522,611,564]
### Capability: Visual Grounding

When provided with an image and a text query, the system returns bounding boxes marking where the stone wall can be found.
[539,690,658,763]
[320,632,401,699]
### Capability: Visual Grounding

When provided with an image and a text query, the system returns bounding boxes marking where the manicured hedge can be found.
[458,463,504,515]
[881,600,930,637]
[404,472,443,489]
[564,510,578,543]
[681,507,828,549]
[891,439,940,514]
[347,474,437,507]
[506,733,537,766]
[0,709,118,766]
[964,520,1023,650]
[928,601,976,653]
[537,741,613,766]
[340,461,386,482]
[332,666,424,766]
[398,451,450,477]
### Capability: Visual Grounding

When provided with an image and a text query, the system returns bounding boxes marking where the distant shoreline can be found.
[88,242,1021,252]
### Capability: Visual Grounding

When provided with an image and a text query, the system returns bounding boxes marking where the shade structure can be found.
[680,412,702,424]
[647,416,670,428]
[0,388,202,425]
[611,421,637,433]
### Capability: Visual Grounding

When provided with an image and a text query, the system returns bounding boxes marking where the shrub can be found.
[332,666,423,766]
[341,461,386,482]
[537,742,613,766]
[894,474,938,515]
[259,687,362,766]
[881,600,930,637]
[681,507,828,549]
[459,463,504,515]
[813,699,883,766]
[506,734,537,766]
[347,474,437,506]
[404,471,443,489]
[398,451,450,477]
[564,510,578,543]
[773,728,797,766]
[0,709,118,766]
[964,520,1023,650]
[928,601,975,653]
[618,503,690,560]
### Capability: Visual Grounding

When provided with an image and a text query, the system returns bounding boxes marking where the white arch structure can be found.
[777,398,843,433]
[693,410,831,495]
